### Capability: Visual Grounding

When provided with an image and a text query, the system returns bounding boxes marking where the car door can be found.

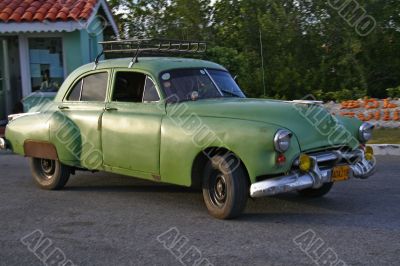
[53,70,109,170]
[101,70,165,175]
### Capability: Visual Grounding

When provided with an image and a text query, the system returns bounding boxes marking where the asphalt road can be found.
[0,152,399,266]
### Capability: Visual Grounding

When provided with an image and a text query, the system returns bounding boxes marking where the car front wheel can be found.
[30,158,71,190]
[202,155,248,219]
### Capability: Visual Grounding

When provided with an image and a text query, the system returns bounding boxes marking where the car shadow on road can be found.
[238,192,388,227]
[60,171,390,227]
[64,184,201,194]
[63,172,201,194]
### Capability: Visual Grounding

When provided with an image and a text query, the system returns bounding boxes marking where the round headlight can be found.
[359,123,374,143]
[274,129,292,153]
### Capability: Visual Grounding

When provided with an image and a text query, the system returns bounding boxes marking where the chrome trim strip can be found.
[8,112,40,122]
[294,150,359,166]
[315,152,338,163]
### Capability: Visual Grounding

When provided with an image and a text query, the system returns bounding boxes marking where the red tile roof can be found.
[0,0,98,23]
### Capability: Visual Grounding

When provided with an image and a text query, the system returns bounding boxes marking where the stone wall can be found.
[325,99,400,128]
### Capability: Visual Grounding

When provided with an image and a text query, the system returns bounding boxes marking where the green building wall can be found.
[63,31,82,75]
[63,21,104,76]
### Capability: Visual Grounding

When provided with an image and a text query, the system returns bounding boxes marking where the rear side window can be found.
[67,80,82,101]
[66,72,108,102]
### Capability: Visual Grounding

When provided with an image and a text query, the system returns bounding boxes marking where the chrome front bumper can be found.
[250,148,376,198]
[0,137,7,150]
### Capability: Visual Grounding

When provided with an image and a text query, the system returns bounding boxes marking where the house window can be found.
[28,38,64,92]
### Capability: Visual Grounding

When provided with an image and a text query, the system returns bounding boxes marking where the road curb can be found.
[370,144,400,156]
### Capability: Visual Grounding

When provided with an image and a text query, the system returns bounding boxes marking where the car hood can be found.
[167,98,358,151]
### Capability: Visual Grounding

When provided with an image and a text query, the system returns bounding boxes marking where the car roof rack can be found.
[94,38,207,69]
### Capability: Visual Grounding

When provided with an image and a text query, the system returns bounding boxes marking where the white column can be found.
[18,35,31,98]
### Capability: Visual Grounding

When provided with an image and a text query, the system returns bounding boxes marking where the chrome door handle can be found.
[58,105,69,110]
[104,107,118,111]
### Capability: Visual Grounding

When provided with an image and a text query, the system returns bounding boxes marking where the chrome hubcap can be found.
[209,173,227,207]
[40,159,55,179]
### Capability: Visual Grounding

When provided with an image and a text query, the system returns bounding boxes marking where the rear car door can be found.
[101,70,165,175]
[52,70,109,170]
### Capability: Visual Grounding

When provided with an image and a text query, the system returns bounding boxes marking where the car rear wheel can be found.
[30,158,71,190]
[297,182,334,198]
[202,155,248,219]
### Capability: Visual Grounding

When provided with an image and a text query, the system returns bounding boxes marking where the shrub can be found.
[312,88,366,102]
[386,87,400,98]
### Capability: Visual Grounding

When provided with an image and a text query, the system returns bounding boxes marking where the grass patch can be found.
[369,128,400,144]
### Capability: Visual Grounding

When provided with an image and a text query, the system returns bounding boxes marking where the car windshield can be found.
[160,68,245,102]
[207,69,246,98]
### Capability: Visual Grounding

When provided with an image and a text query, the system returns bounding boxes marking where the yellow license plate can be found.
[331,165,350,182]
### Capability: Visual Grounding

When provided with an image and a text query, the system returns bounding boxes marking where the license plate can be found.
[331,165,350,182]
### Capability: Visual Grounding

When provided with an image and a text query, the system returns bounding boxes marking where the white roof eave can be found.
[86,0,120,38]
[0,21,86,34]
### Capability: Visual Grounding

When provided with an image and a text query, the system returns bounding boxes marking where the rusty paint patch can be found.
[24,140,58,160]
[152,174,161,181]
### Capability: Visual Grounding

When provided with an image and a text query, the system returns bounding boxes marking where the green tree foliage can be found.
[107,0,400,101]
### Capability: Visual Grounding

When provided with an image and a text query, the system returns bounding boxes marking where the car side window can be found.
[143,77,160,102]
[81,72,108,101]
[67,80,82,101]
[66,72,108,102]
[112,72,147,103]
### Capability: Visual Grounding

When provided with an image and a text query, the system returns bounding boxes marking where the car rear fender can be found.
[5,113,51,156]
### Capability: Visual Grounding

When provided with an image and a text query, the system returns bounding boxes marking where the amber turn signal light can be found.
[299,154,312,172]
[365,146,374,161]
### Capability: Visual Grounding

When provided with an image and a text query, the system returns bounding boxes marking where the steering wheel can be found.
[186,91,199,101]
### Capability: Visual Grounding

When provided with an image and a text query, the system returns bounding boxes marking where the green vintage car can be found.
[0,40,376,219]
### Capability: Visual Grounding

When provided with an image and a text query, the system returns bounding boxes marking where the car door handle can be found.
[104,107,118,111]
[58,105,69,110]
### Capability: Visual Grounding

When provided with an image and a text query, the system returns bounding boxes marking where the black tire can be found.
[30,158,71,190]
[297,182,334,198]
[202,155,248,219]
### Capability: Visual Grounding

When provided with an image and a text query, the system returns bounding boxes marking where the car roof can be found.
[54,57,227,102]
[84,57,226,75]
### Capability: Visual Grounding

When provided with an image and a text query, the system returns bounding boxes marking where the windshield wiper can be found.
[219,89,241,97]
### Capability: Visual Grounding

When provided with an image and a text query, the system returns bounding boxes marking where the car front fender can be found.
[160,116,301,186]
